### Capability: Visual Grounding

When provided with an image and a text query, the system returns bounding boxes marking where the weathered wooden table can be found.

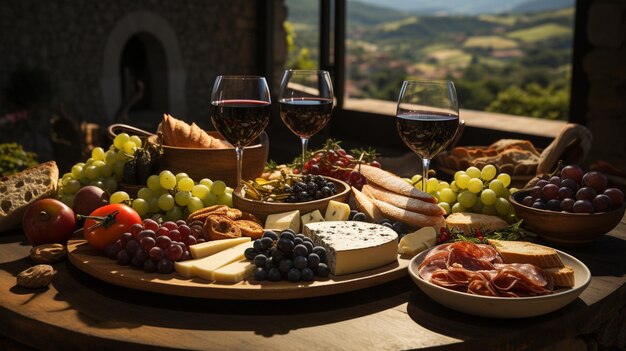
[1,216,625,351]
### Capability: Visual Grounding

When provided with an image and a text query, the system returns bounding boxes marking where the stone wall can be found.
[583,0,626,168]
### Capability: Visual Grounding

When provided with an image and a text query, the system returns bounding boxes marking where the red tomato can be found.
[23,198,77,246]
[84,204,141,251]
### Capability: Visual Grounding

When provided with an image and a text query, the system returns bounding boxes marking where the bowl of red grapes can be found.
[510,165,625,245]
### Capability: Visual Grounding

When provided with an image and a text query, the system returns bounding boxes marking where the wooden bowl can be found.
[232,177,350,222]
[510,190,626,246]
[147,131,269,188]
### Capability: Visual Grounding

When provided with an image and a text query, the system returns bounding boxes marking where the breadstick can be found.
[363,184,445,216]
[359,164,436,203]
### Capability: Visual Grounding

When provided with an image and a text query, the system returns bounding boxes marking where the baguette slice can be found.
[363,184,445,216]
[351,186,384,222]
[487,239,564,268]
[445,212,508,234]
[370,198,444,228]
[0,161,59,232]
[544,265,575,288]
[359,164,436,203]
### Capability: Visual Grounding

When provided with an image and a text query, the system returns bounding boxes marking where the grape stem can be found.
[73,210,120,235]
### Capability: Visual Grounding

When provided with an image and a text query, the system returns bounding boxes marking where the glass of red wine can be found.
[210,75,271,187]
[278,70,334,165]
[396,80,459,192]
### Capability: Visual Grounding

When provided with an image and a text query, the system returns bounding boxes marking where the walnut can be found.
[30,243,67,264]
[16,265,55,288]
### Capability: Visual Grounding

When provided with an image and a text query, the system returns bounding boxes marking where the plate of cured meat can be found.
[408,241,591,318]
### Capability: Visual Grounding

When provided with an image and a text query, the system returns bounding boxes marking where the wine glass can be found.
[278,70,334,165]
[210,75,271,187]
[396,80,459,192]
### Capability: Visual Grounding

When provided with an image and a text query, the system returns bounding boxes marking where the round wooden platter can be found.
[67,239,410,300]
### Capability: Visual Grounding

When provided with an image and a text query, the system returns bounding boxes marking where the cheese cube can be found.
[189,237,251,259]
[398,227,437,257]
[301,210,324,230]
[324,200,351,221]
[174,242,252,281]
[264,210,300,232]
[212,258,256,283]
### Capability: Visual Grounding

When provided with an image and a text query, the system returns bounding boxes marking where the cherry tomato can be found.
[84,204,142,251]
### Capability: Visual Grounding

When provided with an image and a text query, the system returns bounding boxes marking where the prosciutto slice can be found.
[418,242,553,297]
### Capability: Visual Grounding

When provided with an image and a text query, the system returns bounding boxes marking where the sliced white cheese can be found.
[304,221,398,276]
[174,260,196,278]
[189,237,251,259]
[324,200,351,221]
[212,258,256,283]
[174,241,252,281]
[301,210,324,230]
[398,227,437,257]
[265,210,300,232]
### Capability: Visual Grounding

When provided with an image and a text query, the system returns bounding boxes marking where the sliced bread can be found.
[0,161,59,232]
[487,239,564,268]
[445,212,508,234]
[351,186,384,222]
[544,265,575,288]
[370,197,445,228]
[362,183,445,216]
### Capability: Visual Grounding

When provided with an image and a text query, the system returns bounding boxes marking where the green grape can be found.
[91,147,106,161]
[497,187,511,200]
[225,187,234,194]
[481,205,497,216]
[506,213,517,224]
[137,187,153,200]
[466,166,481,179]
[457,191,477,208]
[153,188,168,197]
[123,141,137,155]
[199,178,213,188]
[110,191,130,204]
[114,133,130,149]
[450,181,459,192]
[113,162,125,180]
[130,135,142,148]
[472,200,483,213]
[61,173,73,186]
[510,187,519,195]
[92,160,105,169]
[103,178,117,193]
[480,189,497,205]
[451,202,465,213]
[437,181,450,191]
[104,150,117,165]
[84,165,99,180]
[165,206,183,222]
[413,180,423,190]
[481,165,497,181]
[60,194,75,207]
[92,180,106,191]
[211,180,227,195]
[429,190,440,200]
[76,162,85,168]
[467,178,483,193]
[216,192,233,207]
[456,174,470,189]
[410,174,422,184]
[85,158,95,166]
[187,196,204,213]
[402,178,412,185]
[64,179,81,195]
[495,197,512,216]
[438,202,451,215]
[132,198,150,217]
[100,164,113,178]
[178,177,194,192]
[488,179,504,194]
[497,173,511,187]
[148,197,160,213]
[175,172,190,182]
[175,191,192,206]
[426,178,439,193]
[159,171,177,190]
[440,188,457,204]
[71,165,83,179]
[147,175,162,191]
[116,149,130,162]
[202,192,218,206]
[192,184,210,199]
[454,171,466,183]
[158,193,175,211]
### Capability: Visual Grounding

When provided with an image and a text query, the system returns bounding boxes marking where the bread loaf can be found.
[359,164,436,203]
[487,239,565,268]
[362,183,445,216]
[370,198,444,228]
[544,265,575,288]
[157,114,232,149]
[445,212,508,234]
[0,161,59,232]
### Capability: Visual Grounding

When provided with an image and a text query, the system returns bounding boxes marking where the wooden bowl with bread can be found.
[510,190,626,245]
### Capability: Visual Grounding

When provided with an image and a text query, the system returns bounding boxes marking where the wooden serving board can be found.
[67,239,410,300]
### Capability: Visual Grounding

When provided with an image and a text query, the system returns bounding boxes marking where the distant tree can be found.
[486,83,569,120]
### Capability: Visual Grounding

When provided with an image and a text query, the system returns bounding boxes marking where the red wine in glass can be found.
[210,99,271,146]
[396,111,459,159]
[279,97,333,138]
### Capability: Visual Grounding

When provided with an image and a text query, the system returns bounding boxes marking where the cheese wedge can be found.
[398,227,437,257]
[324,200,351,221]
[212,258,256,283]
[189,237,251,259]
[265,210,300,232]
[174,241,252,280]
[301,210,324,230]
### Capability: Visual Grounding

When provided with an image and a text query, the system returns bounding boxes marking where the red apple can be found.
[23,198,77,246]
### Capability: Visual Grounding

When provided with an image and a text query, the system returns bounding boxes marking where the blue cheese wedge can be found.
[303,221,399,276]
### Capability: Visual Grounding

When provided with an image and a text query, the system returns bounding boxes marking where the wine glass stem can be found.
[235,146,244,187]
[301,137,309,164]
[422,158,431,192]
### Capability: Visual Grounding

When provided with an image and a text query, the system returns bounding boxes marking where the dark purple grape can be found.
[547,199,561,211]
[277,238,295,253]
[125,239,139,255]
[315,263,330,277]
[583,171,608,193]
[254,254,268,267]
[260,237,274,250]
[312,246,328,263]
[162,221,178,231]
[271,247,285,262]
[303,241,314,255]
[155,235,172,250]
[134,248,149,262]
[293,244,308,257]
[176,219,187,227]
[183,236,197,247]
[137,229,156,240]
[114,239,123,251]
[244,247,258,260]
[522,196,534,207]
[119,232,133,247]
[592,194,612,212]
[287,268,301,282]
[542,184,559,200]
[116,250,131,265]
[294,256,308,270]
[180,250,191,261]
[536,179,549,188]
[561,165,584,184]
[561,198,575,212]
[131,255,143,267]
[353,212,367,221]
[149,246,164,261]
[254,267,268,281]
[576,187,597,201]
[530,186,542,198]
[165,245,183,261]
[104,244,118,259]
[573,200,594,214]
[140,236,156,251]
[262,230,278,241]
[268,267,282,281]
[169,229,182,242]
[558,187,574,200]
[253,239,264,252]
[532,201,548,210]
[349,210,358,220]
[143,259,157,273]
[157,258,174,274]
[604,188,624,209]
[301,267,314,281]
[279,230,296,241]
[549,176,561,185]
[279,258,294,273]
[178,225,191,238]
[560,178,579,191]
[307,253,321,268]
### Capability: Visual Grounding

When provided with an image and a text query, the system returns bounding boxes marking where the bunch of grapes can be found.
[522,165,624,213]
[104,218,202,274]
[109,170,234,221]
[294,139,380,189]
[245,229,330,282]
[406,165,517,222]
[57,132,142,207]
[283,174,337,203]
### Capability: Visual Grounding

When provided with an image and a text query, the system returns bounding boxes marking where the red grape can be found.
[547,199,561,211]
[169,229,182,242]
[530,186,542,198]
[162,221,178,231]
[140,236,156,251]
[576,187,597,201]
[143,219,159,232]
[536,179,549,188]
[125,239,139,255]
[542,184,559,200]
[583,171,608,193]
[522,196,534,206]
[369,160,381,168]
[549,176,561,185]
[558,187,574,200]
[149,246,165,261]
[119,232,133,247]
[336,148,347,157]
[573,200,594,213]
[166,245,183,261]
[592,194,612,212]
[561,198,575,212]
[309,164,320,174]
[156,235,172,249]
[156,226,170,237]
[137,229,155,240]
[157,258,174,274]
[129,223,143,237]
[604,188,624,209]
[175,220,187,227]
[560,178,579,191]
[184,235,197,247]
[178,225,191,238]
[561,165,583,184]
